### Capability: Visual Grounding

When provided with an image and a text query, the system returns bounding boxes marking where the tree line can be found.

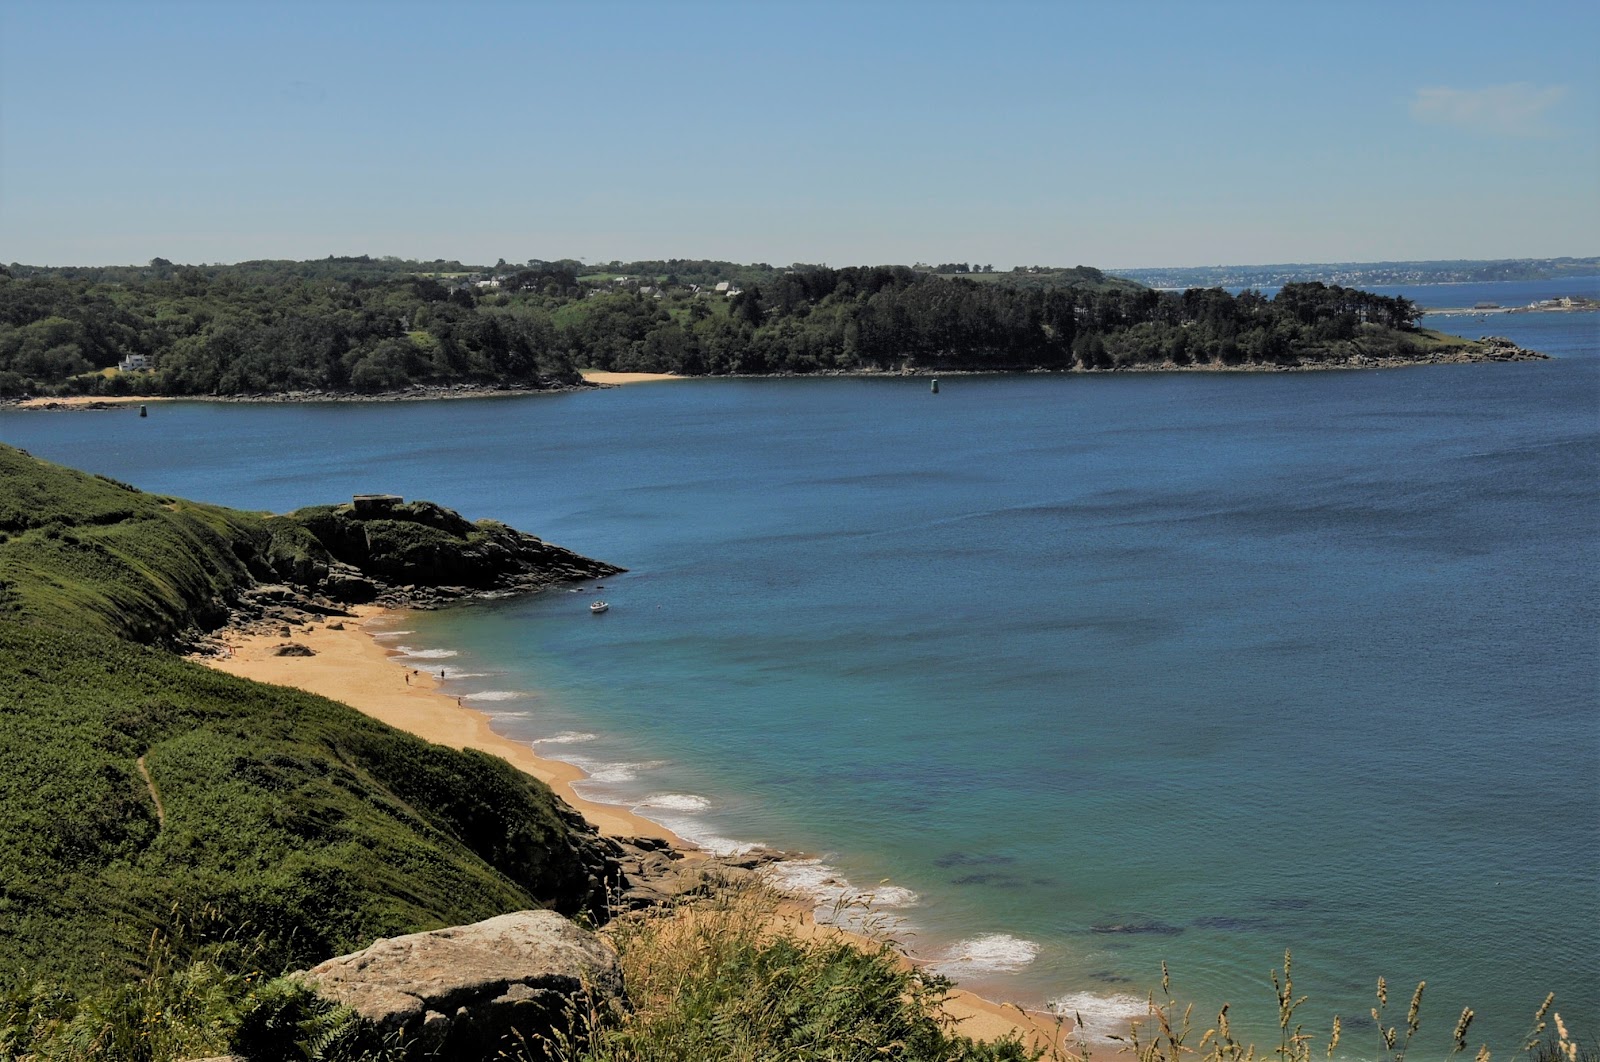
[0,257,1427,396]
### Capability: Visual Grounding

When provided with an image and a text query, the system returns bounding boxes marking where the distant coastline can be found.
[1424,295,1598,316]
[1,338,1551,412]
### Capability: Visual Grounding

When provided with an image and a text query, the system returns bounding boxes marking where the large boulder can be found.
[296,910,624,1059]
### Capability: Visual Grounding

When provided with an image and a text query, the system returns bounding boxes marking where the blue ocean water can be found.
[2,297,1594,1056]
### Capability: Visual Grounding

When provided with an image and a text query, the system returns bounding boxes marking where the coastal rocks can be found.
[320,560,379,603]
[288,499,624,609]
[1473,335,1547,361]
[271,642,315,656]
[607,837,792,909]
[295,910,624,1059]
[183,497,621,648]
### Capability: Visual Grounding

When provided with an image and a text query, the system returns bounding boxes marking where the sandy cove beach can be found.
[15,394,172,409]
[579,370,687,386]
[199,607,1075,1054]
[204,605,674,842]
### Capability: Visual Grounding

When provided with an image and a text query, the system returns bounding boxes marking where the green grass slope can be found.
[0,618,612,992]
[0,447,286,642]
[0,446,617,997]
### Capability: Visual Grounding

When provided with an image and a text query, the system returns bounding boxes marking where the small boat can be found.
[589,600,609,614]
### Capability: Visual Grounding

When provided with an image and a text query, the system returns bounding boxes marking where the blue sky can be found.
[2,0,1596,268]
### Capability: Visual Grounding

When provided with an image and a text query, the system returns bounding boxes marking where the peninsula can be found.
[0,256,1545,405]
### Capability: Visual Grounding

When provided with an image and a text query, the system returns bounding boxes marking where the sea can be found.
[3,279,1595,1057]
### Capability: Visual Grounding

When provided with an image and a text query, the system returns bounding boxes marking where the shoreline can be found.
[196,605,1076,1053]
[3,340,1552,412]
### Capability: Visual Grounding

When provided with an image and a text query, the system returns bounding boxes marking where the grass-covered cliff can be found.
[0,621,613,987]
[0,443,621,991]
[0,445,620,644]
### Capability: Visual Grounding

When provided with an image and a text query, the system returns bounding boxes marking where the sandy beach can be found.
[15,394,171,409]
[580,370,688,386]
[198,607,1075,1053]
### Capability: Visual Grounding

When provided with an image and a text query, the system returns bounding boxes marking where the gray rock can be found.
[296,911,623,1059]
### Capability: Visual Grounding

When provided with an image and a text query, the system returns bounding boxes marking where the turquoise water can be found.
[3,301,1594,1055]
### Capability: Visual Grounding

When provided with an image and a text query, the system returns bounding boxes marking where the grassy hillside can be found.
[0,446,280,641]
[0,620,611,990]
[0,444,618,1001]
[0,445,616,645]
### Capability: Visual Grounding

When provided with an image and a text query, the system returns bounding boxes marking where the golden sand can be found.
[580,370,688,386]
[16,394,170,409]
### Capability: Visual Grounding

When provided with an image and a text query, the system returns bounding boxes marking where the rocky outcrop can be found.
[180,498,623,651]
[606,835,793,909]
[286,499,624,609]
[296,911,624,1060]
[1471,335,1548,361]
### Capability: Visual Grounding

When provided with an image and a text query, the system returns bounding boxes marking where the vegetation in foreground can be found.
[1104,955,1591,1062]
[9,882,1589,1062]
[563,881,1034,1062]
[0,253,1504,399]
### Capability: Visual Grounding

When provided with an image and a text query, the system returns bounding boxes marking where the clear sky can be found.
[2,0,1596,268]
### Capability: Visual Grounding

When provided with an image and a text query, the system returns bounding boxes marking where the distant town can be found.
[1115,256,1599,290]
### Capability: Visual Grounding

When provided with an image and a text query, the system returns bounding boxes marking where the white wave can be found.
[533,731,597,745]
[460,690,525,702]
[1045,991,1149,1042]
[371,629,414,638]
[577,760,664,784]
[439,668,490,679]
[634,793,712,812]
[395,646,458,660]
[677,830,765,857]
[761,858,920,934]
[926,934,1040,977]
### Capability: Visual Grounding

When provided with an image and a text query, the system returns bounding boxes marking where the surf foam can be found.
[460,690,525,702]
[574,760,665,784]
[533,731,597,745]
[760,857,920,935]
[926,934,1041,977]
[1046,991,1149,1042]
[395,646,458,660]
[633,793,713,812]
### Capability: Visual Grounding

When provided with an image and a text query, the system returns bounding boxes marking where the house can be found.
[118,354,152,372]
[351,494,403,515]
[714,281,731,293]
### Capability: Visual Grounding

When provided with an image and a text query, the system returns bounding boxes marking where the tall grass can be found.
[1104,952,1588,1062]
[549,877,1037,1062]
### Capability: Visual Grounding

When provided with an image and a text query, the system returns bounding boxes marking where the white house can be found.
[118,354,152,372]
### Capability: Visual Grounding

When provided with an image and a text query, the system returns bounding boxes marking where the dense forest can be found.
[1,255,1443,397]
